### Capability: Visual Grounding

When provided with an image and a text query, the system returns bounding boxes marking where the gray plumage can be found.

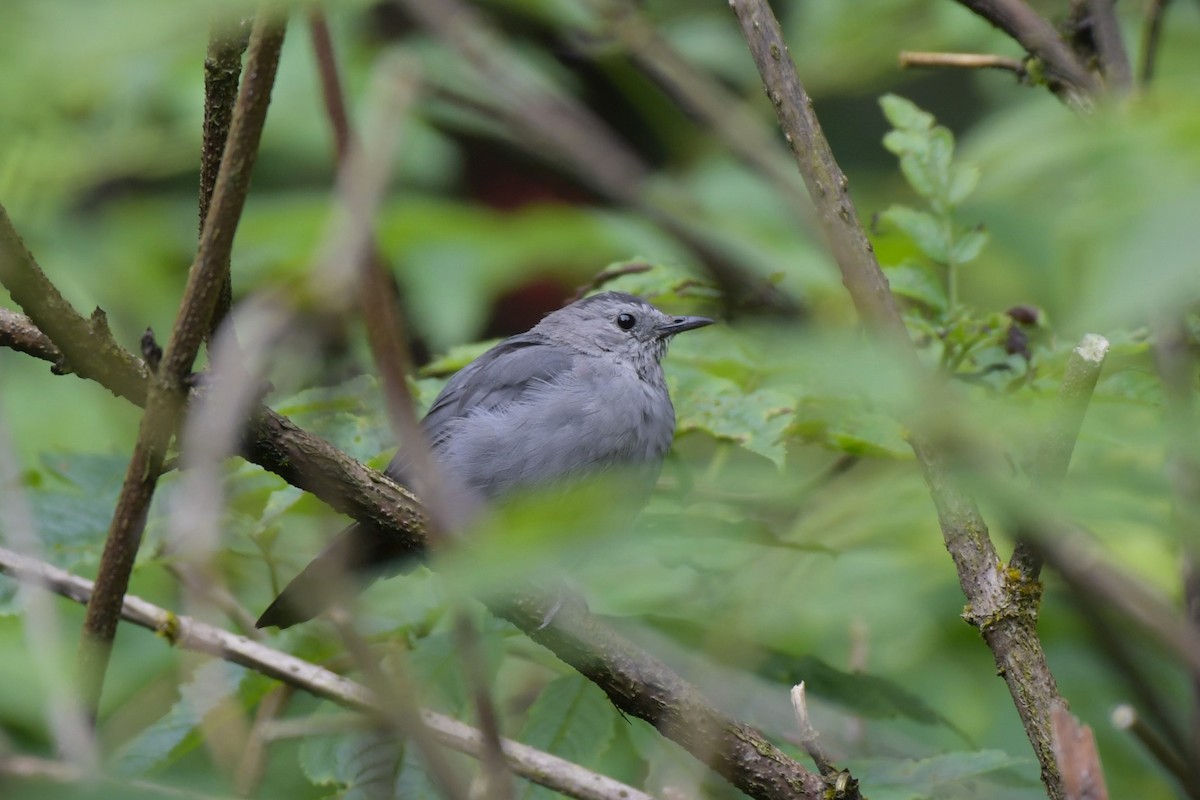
[257,292,712,628]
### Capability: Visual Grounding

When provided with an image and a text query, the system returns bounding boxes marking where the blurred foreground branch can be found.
[0,546,657,800]
[0,273,825,799]
[730,1,1076,796]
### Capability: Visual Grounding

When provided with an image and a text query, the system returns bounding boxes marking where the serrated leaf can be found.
[879,94,934,132]
[394,739,443,799]
[300,726,399,798]
[884,261,947,311]
[518,674,617,785]
[674,384,793,466]
[114,661,246,776]
[950,227,989,265]
[791,396,910,459]
[880,206,948,263]
[845,750,1031,799]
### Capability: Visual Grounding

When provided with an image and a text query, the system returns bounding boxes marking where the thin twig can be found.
[0,547,658,800]
[729,1,1070,796]
[1110,705,1197,796]
[950,0,1099,102]
[898,50,1027,77]
[0,755,235,800]
[77,9,287,716]
[1011,334,1109,578]
[1139,0,1173,86]
[789,684,838,779]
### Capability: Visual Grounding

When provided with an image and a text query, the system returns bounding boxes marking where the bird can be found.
[256,291,713,629]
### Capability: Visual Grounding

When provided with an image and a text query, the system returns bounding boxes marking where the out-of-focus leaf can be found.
[881,206,948,264]
[880,93,935,132]
[114,660,247,776]
[791,396,910,459]
[947,164,981,205]
[844,750,1032,800]
[517,673,618,800]
[674,383,794,466]
[884,261,947,312]
[950,227,989,266]
[300,725,399,798]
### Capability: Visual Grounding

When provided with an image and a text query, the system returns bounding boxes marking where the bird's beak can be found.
[655,315,714,338]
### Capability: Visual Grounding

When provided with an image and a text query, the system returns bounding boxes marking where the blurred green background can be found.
[3,1,1200,798]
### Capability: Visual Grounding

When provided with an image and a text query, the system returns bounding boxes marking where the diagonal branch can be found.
[951,0,1099,102]
[0,295,824,799]
[0,547,657,800]
[729,1,1071,796]
[77,10,287,715]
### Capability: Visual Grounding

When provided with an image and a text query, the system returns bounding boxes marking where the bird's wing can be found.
[385,333,577,477]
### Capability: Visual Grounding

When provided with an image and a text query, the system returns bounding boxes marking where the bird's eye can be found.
[616,312,636,330]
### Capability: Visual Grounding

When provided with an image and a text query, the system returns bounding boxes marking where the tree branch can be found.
[729,1,1070,796]
[200,20,250,339]
[0,547,657,800]
[77,10,287,714]
[899,50,1027,77]
[951,0,1099,102]
[0,292,824,799]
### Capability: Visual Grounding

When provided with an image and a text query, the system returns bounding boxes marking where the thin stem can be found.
[0,546,659,800]
[899,50,1027,77]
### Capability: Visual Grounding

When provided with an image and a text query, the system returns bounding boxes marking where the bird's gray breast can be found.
[434,354,675,499]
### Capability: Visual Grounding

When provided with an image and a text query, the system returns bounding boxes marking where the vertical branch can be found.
[729,1,1070,796]
[201,21,252,340]
[77,10,287,715]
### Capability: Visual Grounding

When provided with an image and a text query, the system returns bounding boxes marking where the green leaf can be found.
[674,383,794,466]
[880,205,949,263]
[518,673,618,799]
[114,661,247,776]
[300,726,399,797]
[845,750,1032,800]
[947,164,981,205]
[884,261,947,312]
[950,227,989,265]
[879,94,934,132]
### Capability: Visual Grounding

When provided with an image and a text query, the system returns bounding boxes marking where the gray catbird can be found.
[256,291,712,628]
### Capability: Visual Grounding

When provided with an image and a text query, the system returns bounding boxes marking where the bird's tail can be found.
[256,523,422,629]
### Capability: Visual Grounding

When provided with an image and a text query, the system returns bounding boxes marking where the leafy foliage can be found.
[1,2,1198,800]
